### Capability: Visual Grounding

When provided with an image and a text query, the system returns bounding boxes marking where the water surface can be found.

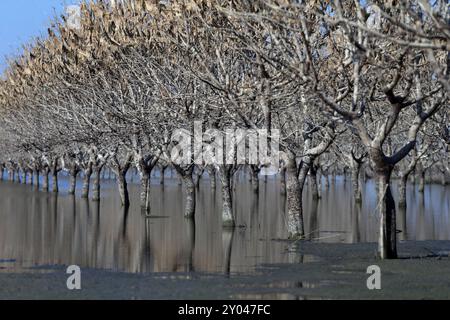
[0,174,448,274]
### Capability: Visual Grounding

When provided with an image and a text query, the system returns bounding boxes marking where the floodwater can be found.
[0,172,449,275]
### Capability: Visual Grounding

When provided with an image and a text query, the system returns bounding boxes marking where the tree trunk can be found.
[81,168,92,199]
[310,165,320,200]
[52,172,58,193]
[42,169,50,192]
[21,170,27,184]
[117,171,130,208]
[182,175,196,218]
[323,171,330,189]
[68,169,78,195]
[28,171,33,185]
[219,166,235,227]
[377,171,397,259]
[92,168,101,201]
[250,166,259,193]
[34,169,40,190]
[280,166,287,196]
[398,175,408,208]
[194,169,202,189]
[159,166,166,185]
[207,166,216,190]
[351,164,362,203]
[140,173,151,213]
[297,163,309,227]
[285,153,304,239]
[418,169,425,193]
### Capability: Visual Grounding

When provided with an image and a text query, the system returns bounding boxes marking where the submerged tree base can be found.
[222,219,236,228]
[288,233,305,241]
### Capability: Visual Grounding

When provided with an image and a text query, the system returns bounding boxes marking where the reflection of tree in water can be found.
[397,204,407,241]
[50,194,58,233]
[92,200,101,270]
[350,201,361,243]
[142,217,153,273]
[416,192,426,240]
[186,217,196,273]
[308,199,319,241]
[248,187,260,261]
[222,227,235,277]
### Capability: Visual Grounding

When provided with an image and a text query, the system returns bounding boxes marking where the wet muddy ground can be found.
[1,241,449,300]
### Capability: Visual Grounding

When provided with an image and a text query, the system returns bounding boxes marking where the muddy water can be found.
[0,173,449,275]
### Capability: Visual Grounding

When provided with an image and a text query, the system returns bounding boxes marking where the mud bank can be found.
[1,240,449,300]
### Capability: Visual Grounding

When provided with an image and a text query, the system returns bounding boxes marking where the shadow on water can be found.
[0,175,449,274]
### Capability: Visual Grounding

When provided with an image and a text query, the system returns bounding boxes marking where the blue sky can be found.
[0,0,78,73]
